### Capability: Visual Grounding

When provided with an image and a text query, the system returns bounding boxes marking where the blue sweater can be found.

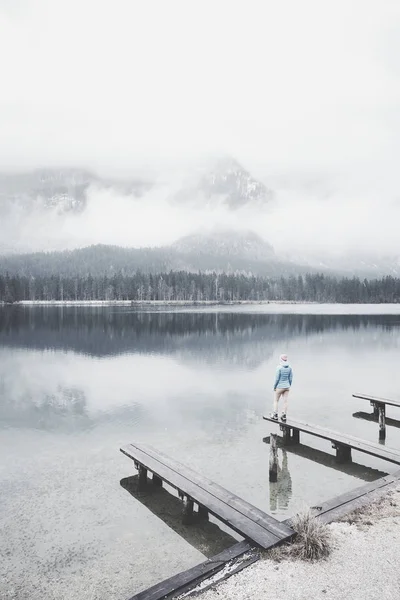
[274,364,293,389]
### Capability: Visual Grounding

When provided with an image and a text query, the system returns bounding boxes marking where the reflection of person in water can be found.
[269,448,293,513]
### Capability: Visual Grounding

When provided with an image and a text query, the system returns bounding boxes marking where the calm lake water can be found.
[1,304,400,599]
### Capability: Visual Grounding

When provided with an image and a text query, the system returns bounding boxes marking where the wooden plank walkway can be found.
[262,435,387,481]
[309,469,400,524]
[352,393,400,439]
[120,442,294,549]
[127,541,255,600]
[262,416,400,464]
[121,441,400,600]
[353,393,400,409]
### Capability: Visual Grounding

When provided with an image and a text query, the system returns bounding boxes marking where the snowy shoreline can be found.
[2,300,400,314]
[194,486,400,600]
[9,300,314,306]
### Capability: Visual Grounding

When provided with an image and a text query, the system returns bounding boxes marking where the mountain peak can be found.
[199,157,272,208]
[172,156,272,209]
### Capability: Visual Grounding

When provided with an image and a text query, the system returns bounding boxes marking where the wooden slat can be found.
[120,444,285,549]
[128,541,253,600]
[353,393,400,408]
[310,470,400,523]
[310,473,398,515]
[262,416,400,465]
[132,442,293,540]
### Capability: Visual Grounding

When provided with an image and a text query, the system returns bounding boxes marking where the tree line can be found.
[1,271,400,303]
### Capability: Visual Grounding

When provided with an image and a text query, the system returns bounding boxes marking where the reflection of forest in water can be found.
[1,306,400,430]
[1,306,399,362]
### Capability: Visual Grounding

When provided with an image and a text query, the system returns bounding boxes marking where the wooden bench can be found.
[120,442,294,550]
[352,393,400,440]
[262,416,400,465]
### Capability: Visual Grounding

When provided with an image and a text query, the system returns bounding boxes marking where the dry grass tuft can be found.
[267,510,331,563]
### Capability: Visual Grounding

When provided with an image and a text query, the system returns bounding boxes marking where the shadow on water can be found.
[120,475,238,558]
[263,436,387,482]
[353,411,400,431]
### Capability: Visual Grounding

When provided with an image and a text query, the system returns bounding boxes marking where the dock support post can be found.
[152,474,163,487]
[198,505,209,520]
[281,426,291,446]
[291,428,300,444]
[371,401,379,418]
[138,465,148,485]
[269,433,278,482]
[182,496,194,524]
[378,404,386,440]
[334,443,352,463]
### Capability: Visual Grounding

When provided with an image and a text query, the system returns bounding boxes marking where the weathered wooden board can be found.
[352,393,400,408]
[121,444,293,548]
[127,541,253,600]
[262,416,400,464]
[132,442,293,540]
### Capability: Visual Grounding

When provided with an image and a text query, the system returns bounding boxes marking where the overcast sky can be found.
[1,0,400,177]
[1,1,400,259]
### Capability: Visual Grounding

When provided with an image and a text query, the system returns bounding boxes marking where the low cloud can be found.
[0,166,398,262]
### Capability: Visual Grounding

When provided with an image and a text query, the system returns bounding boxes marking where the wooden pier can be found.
[262,435,387,481]
[120,442,294,549]
[352,393,400,440]
[262,416,400,464]
[121,413,400,600]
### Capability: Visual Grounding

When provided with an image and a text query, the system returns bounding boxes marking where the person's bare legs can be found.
[282,390,289,415]
[273,389,283,413]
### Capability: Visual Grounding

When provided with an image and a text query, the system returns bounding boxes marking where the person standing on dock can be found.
[271,354,293,422]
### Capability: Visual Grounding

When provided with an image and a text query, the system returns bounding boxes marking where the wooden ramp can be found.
[262,416,400,465]
[120,442,294,549]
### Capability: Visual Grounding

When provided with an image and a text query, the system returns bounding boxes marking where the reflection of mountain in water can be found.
[1,307,399,367]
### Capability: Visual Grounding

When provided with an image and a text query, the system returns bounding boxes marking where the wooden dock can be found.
[120,442,294,549]
[262,435,387,481]
[353,393,400,411]
[352,393,400,439]
[121,434,400,600]
[262,416,400,464]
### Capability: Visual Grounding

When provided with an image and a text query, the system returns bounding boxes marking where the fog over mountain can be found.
[1,1,400,276]
[1,160,400,277]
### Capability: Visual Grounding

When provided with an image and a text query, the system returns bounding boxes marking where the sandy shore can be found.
[194,486,400,600]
